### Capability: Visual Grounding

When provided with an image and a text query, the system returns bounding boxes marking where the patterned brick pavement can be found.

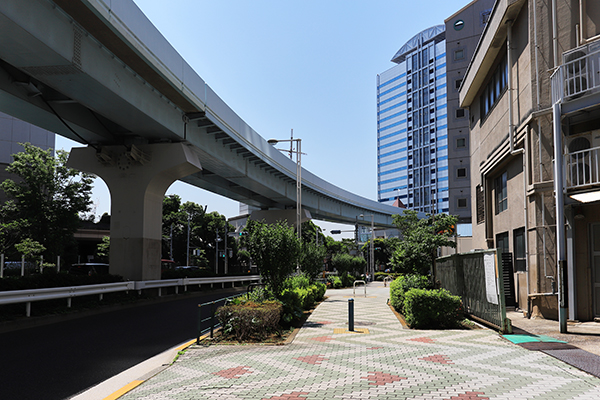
[118,283,600,400]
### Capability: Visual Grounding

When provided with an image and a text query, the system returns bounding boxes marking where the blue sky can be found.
[57,0,475,238]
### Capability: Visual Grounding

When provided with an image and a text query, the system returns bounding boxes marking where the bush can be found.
[331,276,342,289]
[403,288,463,329]
[282,273,311,291]
[312,282,326,302]
[389,274,432,313]
[278,288,303,324]
[374,272,400,281]
[340,272,356,288]
[216,300,283,341]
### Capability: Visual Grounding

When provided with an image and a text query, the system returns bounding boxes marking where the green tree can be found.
[1,143,93,260]
[161,195,236,272]
[360,237,400,270]
[244,219,301,295]
[299,241,326,282]
[331,252,366,276]
[390,210,457,275]
[96,236,110,261]
[15,238,46,266]
[301,220,326,245]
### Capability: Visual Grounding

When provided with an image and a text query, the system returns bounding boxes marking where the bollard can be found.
[348,298,354,332]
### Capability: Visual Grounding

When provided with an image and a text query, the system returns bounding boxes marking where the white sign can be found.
[484,252,498,305]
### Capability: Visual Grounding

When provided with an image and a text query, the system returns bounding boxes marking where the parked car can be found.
[68,263,110,276]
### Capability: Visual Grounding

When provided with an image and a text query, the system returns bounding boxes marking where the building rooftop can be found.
[391,25,446,64]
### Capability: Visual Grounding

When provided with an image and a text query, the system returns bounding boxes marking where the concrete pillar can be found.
[67,143,201,281]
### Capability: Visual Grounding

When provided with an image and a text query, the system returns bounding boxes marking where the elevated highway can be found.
[0,0,409,279]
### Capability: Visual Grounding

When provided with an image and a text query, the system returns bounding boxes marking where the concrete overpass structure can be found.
[0,0,409,280]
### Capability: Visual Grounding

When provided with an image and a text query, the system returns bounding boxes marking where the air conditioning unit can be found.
[565,130,600,186]
[563,47,589,99]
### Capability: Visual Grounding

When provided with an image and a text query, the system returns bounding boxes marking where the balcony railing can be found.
[565,146,600,189]
[551,47,600,104]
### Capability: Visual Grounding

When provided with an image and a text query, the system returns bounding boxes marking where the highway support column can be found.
[67,143,201,281]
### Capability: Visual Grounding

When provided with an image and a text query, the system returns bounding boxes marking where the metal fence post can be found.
[210,301,215,338]
[197,304,202,344]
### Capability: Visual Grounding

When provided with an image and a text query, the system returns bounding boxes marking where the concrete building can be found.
[460,0,600,322]
[376,0,493,236]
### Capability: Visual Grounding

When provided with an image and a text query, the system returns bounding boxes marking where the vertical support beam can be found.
[566,208,576,321]
[67,143,201,281]
[553,102,568,333]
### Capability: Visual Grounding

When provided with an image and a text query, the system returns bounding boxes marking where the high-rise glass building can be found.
[377,25,448,215]
[377,0,493,233]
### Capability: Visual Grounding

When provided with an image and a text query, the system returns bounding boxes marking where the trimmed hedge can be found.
[403,288,463,329]
[216,300,283,341]
[389,274,432,313]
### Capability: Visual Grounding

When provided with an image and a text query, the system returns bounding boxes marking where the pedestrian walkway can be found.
[117,283,600,400]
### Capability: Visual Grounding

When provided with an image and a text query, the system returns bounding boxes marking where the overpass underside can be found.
[0,0,407,280]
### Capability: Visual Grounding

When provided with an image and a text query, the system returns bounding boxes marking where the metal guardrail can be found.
[565,146,600,189]
[551,48,600,104]
[0,275,261,317]
[383,276,393,287]
[353,280,366,297]
[196,292,247,344]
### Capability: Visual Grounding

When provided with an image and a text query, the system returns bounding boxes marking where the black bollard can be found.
[348,298,354,331]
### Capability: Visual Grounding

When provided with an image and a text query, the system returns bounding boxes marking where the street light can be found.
[268,130,304,241]
[360,213,375,282]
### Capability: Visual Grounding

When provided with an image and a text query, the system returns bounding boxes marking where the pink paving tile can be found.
[262,391,310,400]
[420,354,454,364]
[367,347,383,350]
[310,335,334,342]
[446,391,489,400]
[212,366,253,379]
[293,355,328,365]
[410,337,435,344]
[361,371,407,386]
[316,321,332,324]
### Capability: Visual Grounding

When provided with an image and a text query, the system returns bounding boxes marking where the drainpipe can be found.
[508,20,515,155]
[553,101,568,333]
[533,0,541,110]
[552,0,559,68]
[508,21,530,315]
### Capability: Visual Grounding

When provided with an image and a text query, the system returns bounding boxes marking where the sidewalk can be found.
[116,283,600,400]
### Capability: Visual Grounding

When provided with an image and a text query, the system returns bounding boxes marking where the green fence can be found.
[435,249,512,333]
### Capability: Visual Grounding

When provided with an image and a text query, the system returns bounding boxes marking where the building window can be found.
[454,20,465,31]
[480,56,508,118]
[456,137,466,148]
[454,49,465,61]
[513,227,526,272]
[476,184,485,224]
[457,167,467,178]
[495,171,508,214]
[456,108,466,118]
[455,78,463,90]
[457,198,468,208]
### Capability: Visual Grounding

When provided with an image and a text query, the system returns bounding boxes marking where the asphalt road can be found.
[0,287,245,400]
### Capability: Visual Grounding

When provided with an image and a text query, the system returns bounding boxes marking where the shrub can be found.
[374,272,400,281]
[340,272,355,288]
[282,273,311,291]
[403,288,463,329]
[332,276,343,289]
[312,282,326,302]
[278,288,303,324]
[216,300,283,341]
[389,274,432,313]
